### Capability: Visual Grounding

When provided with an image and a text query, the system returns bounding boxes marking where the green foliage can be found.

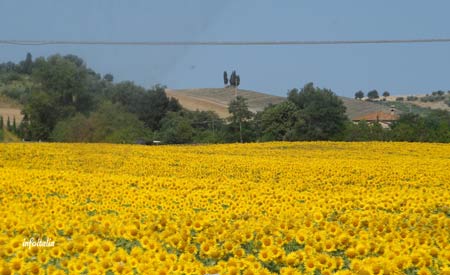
[223,71,228,85]
[114,238,142,254]
[6,116,11,131]
[228,96,253,142]
[12,116,16,133]
[20,53,33,75]
[420,91,448,103]
[261,101,301,141]
[354,90,364,100]
[339,121,387,141]
[51,102,152,143]
[390,110,450,142]
[375,100,433,117]
[431,90,445,96]
[180,109,226,143]
[111,83,181,130]
[287,83,347,140]
[158,112,194,144]
[22,90,61,140]
[367,90,379,99]
[228,96,253,124]
[103,73,114,82]
[50,113,92,142]
[282,240,304,254]
[16,54,97,141]
[32,54,93,113]
[241,239,259,255]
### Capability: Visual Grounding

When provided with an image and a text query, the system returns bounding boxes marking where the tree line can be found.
[1,53,449,143]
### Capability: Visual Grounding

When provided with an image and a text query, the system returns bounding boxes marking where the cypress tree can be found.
[223,71,228,86]
[12,116,16,133]
[23,53,33,74]
[230,71,237,86]
[6,117,11,131]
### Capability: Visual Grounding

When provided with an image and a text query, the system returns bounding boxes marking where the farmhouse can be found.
[352,110,399,128]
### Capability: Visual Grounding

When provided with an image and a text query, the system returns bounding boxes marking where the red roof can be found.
[353,112,399,121]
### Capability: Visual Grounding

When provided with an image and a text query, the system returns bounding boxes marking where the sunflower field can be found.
[0,142,449,275]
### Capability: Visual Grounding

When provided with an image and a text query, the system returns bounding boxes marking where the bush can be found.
[158,112,193,144]
[396,97,404,101]
[420,95,446,103]
[51,102,152,143]
[432,91,445,96]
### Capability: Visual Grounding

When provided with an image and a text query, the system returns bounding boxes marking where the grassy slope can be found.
[166,88,394,120]
[376,100,435,117]
[4,129,20,142]
[385,95,450,112]
[0,128,20,142]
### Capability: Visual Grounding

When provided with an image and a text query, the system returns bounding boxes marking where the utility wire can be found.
[1,38,450,46]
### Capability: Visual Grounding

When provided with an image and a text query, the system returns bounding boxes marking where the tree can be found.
[229,71,236,86]
[355,91,364,100]
[158,112,193,144]
[367,90,380,100]
[340,120,386,141]
[31,54,93,114]
[136,85,182,130]
[103,73,114,82]
[0,116,3,129]
[21,53,33,74]
[228,70,241,87]
[6,116,11,131]
[12,117,16,133]
[51,102,152,143]
[382,91,390,98]
[287,82,347,140]
[19,54,97,141]
[111,83,180,130]
[223,71,228,86]
[16,114,30,141]
[22,91,60,140]
[261,101,301,141]
[228,96,253,142]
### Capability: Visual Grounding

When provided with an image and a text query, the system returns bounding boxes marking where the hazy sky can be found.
[1,0,450,97]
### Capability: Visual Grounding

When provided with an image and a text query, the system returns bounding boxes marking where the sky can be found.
[1,0,450,98]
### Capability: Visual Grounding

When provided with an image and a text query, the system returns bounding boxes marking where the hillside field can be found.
[1,142,449,274]
[166,88,394,120]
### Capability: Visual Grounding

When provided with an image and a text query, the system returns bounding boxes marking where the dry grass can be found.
[0,96,23,123]
[0,108,23,123]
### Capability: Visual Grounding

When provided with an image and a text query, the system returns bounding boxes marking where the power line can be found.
[1,38,450,46]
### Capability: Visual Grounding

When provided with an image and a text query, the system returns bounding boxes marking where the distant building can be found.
[352,107,399,128]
